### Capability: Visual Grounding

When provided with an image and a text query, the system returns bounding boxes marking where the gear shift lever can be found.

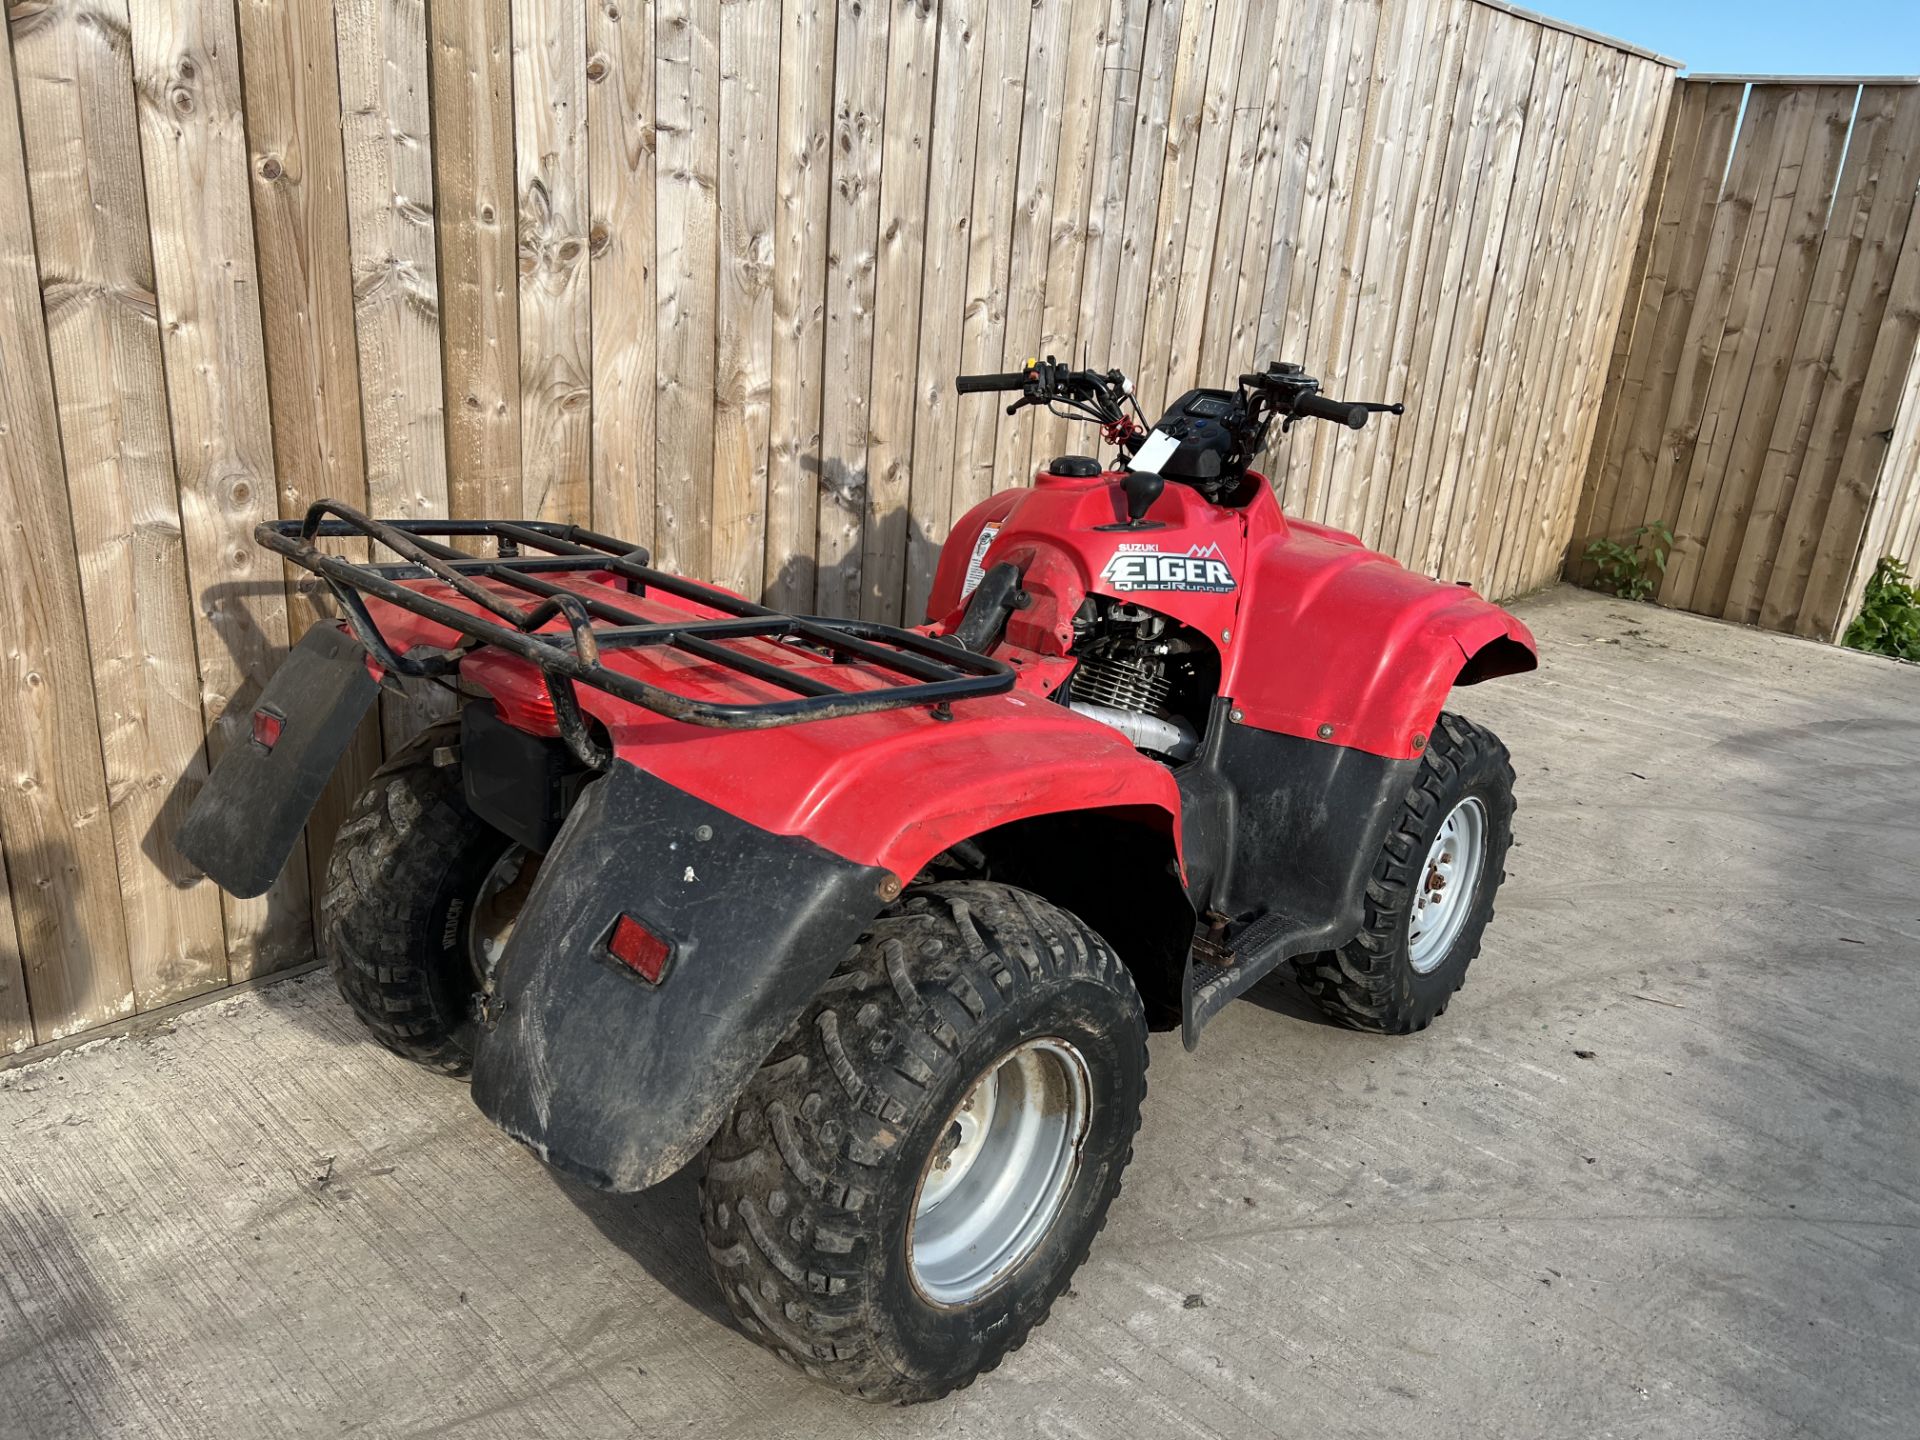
[1121,468,1163,525]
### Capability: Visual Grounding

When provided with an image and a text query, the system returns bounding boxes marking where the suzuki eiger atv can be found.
[178,358,1533,1403]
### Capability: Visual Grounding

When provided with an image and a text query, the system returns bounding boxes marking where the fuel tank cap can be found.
[1046,454,1102,478]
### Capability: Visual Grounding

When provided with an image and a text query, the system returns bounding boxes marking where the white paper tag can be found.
[1130,428,1180,475]
[960,520,1002,599]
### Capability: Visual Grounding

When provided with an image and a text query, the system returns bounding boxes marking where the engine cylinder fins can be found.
[1070,654,1173,716]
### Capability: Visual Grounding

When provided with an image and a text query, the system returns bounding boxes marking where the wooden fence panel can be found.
[1569,76,1920,640]
[236,0,382,897]
[15,0,227,1008]
[0,0,1677,1047]
[0,18,135,1041]
[712,0,778,601]
[514,0,592,523]
[761,0,832,609]
[435,0,524,527]
[902,0,991,618]
[131,0,312,980]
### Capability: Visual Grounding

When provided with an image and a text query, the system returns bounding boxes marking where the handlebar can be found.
[954,370,1033,395]
[1292,392,1370,430]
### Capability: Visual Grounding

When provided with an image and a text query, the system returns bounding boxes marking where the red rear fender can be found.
[583,687,1185,882]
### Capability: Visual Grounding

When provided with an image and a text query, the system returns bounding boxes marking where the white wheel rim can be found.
[1406,796,1487,974]
[908,1038,1091,1307]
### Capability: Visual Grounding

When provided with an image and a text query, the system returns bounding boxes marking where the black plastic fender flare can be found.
[469,759,890,1192]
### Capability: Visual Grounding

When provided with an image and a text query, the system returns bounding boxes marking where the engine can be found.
[1065,600,1216,763]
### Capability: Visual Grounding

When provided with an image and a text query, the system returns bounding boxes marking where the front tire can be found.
[1291,711,1514,1033]
[700,880,1148,1403]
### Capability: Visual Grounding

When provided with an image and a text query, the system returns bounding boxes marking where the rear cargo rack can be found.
[261,502,1013,760]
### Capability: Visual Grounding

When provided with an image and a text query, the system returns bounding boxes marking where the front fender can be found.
[1223,532,1536,759]
[470,759,889,1192]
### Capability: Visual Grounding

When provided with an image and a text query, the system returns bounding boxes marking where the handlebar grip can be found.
[1294,392,1369,430]
[955,371,1031,395]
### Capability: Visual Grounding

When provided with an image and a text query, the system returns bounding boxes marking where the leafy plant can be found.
[1842,557,1920,661]
[1583,522,1672,601]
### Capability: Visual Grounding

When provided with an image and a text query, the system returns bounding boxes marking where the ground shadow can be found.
[549,1161,739,1332]
[1237,961,1346,1028]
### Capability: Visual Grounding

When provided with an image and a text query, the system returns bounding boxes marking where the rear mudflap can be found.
[469,759,889,1192]
[175,623,382,898]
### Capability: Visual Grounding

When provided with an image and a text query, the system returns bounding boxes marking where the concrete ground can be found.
[2,585,1916,1440]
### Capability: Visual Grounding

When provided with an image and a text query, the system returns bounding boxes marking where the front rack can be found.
[262,502,1013,763]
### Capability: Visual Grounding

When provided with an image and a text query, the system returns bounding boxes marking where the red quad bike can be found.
[179,358,1533,1403]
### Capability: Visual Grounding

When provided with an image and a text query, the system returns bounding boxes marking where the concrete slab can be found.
[2,586,1916,1439]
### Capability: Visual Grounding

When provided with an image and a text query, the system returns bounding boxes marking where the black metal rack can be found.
[261,502,1013,762]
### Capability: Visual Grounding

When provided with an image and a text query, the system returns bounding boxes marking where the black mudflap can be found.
[175,623,382,898]
[469,759,889,1193]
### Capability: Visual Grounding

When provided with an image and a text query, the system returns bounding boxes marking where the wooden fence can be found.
[1570,76,1920,639]
[0,0,1672,1051]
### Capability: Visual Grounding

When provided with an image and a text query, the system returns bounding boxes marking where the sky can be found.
[1537,0,1920,77]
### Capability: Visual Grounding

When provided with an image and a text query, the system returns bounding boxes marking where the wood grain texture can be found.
[433,0,523,527]
[813,0,888,615]
[1795,193,1920,638]
[514,0,591,523]
[902,0,989,621]
[336,0,449,522]
[234,0,382,909]
[855,0,937,622]
[1682,85,1854,614]
[655,0,720,580]
[1023,0,1116,474]
[130,0,312,980]
[1581,82,1742,578]
[1104,0,1185,385]
[14,0,227,1009]
[945,0,1030,530]
[988,0,1073,491]
[1439,27,1574,586]
[0,15,135,1039]
[1532,53,1673,591]
[587,0,655,548]
[1763,86,1920,632]
[1129,0,1217,419]
[712,0,778,599]
[1724,84,1905,622]
[762,0,834,608]
[1567,78,1920,640]
[1071,0,1151,382]
[1563,65,1690,589]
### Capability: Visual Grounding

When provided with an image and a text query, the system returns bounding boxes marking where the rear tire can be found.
[700,880,1147,1403]
[321,719,517,1074]
[1291,712,1514,1034]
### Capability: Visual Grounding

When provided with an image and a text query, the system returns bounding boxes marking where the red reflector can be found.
[607,914,671,984]
[251,707,285,751]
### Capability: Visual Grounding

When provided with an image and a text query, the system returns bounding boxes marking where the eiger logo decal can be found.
[1100,542,1236,594]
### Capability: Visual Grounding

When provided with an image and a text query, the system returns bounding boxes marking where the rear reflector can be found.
[606,913,672,985]
[251,706,285,752]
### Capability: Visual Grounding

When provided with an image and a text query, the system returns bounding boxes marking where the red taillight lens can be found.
[606,913,671,984]
[251,706,285,751]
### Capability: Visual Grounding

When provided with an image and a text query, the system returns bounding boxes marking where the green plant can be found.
[1842,557,1920,661]
[1583,522,1672,600]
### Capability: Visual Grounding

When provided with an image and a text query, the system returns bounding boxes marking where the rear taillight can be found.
[251,706,285,752]
[605,913,672,985]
